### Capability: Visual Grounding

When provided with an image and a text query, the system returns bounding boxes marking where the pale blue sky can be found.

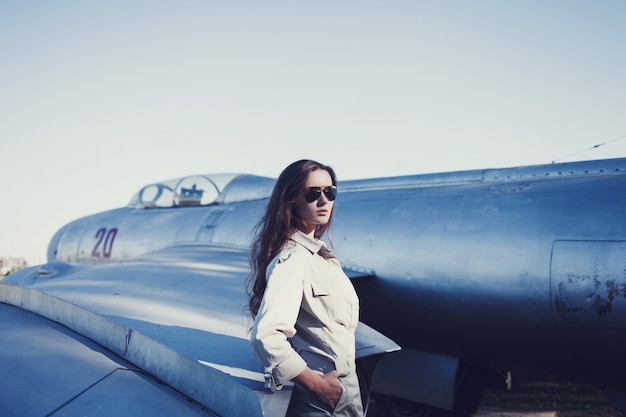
[1,1,625,264]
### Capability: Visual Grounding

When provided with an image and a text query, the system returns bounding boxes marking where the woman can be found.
[247,159,363,417]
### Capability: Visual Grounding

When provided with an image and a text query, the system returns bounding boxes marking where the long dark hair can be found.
[246,159,337,318]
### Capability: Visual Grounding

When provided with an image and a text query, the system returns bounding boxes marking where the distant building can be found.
[0,256,29,276]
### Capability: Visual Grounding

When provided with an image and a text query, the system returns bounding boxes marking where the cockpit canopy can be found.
[127,174,275,208]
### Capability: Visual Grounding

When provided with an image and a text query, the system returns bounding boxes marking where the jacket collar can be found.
[290,229,326,255]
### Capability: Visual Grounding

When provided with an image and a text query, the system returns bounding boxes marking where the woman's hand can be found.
[294,368,343,410]
[317,370,343,409]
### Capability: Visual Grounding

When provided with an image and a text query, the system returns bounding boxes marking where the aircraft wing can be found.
[1,244,398,417]
[1,245,274,416]
[0,302,222,417]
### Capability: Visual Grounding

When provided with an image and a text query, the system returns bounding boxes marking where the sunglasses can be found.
[304,186,337,203]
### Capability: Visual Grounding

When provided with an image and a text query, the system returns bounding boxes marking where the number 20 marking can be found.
[92,227,118,258]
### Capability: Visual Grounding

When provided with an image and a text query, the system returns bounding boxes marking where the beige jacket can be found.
[250,230,360,390]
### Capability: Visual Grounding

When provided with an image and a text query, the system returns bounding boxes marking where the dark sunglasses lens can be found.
[304,189,321,203]
[324,186,337,201]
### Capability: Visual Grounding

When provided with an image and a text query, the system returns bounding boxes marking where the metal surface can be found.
[0,303,215,417]
[335,163,626,384]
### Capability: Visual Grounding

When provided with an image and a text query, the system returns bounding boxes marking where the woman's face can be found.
[295,169,335,236]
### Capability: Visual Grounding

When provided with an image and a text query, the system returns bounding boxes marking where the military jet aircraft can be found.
[2,157,626,417]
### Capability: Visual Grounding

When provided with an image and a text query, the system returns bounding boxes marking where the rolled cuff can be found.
[268,351,307,390]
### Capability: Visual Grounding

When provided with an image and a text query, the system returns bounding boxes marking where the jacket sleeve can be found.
[250,249,308,389]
